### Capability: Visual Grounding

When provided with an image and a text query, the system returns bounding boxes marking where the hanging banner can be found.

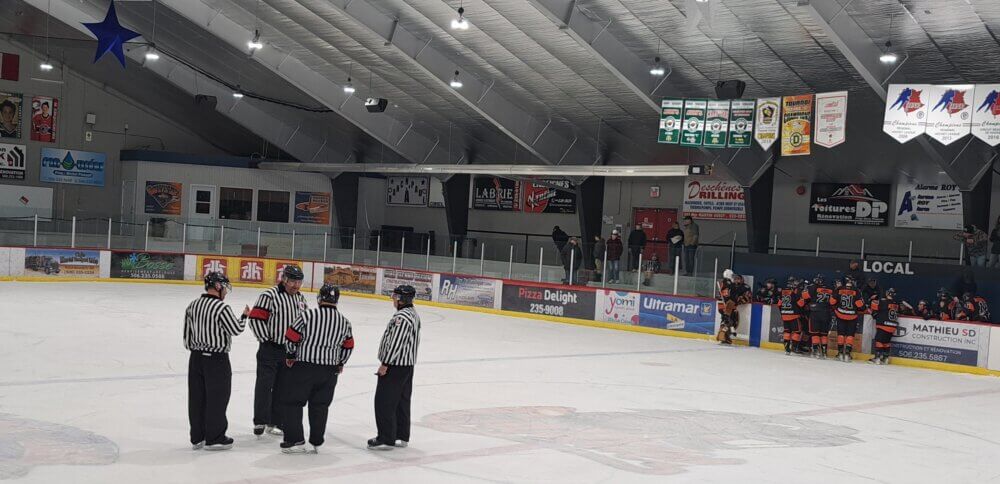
[681,178,745,221]
[657,98,683,144]
[781,94,812,156]
[814,91,847,148]
[30,96,57,143]
[894,181,963,231]
[926,84,974,145]
[294,191,331,224]
[883,84,930,143]
[39,148,106,187]
[971,83,1000,146]
[753,97,780,151]
[144,181,182,215]
[522,179,576,214]
[0,92,23,139]
[703,100,730,148]
[727,99,755,148]
[386,176,429,206]
[809,183,890,226]
[679,99,706,147]
[0,143,26,180]
[472,175,520,211]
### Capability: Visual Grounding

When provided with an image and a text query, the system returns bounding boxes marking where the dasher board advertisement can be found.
[501,283,596,320]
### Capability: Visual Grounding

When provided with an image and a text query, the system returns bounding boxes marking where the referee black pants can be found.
[188,351,231,445]
[374,365,414,443]
[280,362,340,446]
[253,342,286,427]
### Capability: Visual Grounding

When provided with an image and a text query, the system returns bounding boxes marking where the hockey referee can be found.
[184,272,248,451]
[279,284,354,454]
[248,265,308,436]
[368,285,421,450]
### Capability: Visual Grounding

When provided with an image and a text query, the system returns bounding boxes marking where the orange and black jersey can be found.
[871,298,901,328]
[778,288,801,321]
[973,296,991,322]
[936,298,958,321]
[834,288,866,320]
[798,285,836,315]
[755,287,780,305]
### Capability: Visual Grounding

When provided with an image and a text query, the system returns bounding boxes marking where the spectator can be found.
[666,222,685,274]
[627,224,647,272]
[606,230,624,284]
[592,234,606,281]
[990,216,1000,268]
[682,216,699,276]
[642,253,661,287]
[861,277,882,304]
[552,226,569,253]
[561,237,583,285]
[846,260,865,287]
[954,224,988,267]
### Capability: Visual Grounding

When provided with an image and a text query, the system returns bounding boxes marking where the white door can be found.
[187,184,216,248]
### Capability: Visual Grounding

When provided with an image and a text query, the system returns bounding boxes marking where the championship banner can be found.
[501,283,596,320]
[780,94,812,156]
[637,294,716,334]
[0,92,23,139]
[438,275,500,309]
[110,251,184,280]
[809,183,890,226]
[294,191,331,224]
[657,98,683,144]
[522,179,575,214]
[40,148,106,187]
[679,99,707,147]
[894,181,963,230]
[316,263,377,294]
[144,181,182,215]
[30,96,57,143]
[703,100,730,148]
[196,256,305,286]
[0,143,26,180]
[727,99,755,148]
[971,83,1000,146]
[753,97,780,151]
[892,317,991,367]
[594,289,640,324]
[381,268,434,301]
[472,175,520,211]
[24,248,99,278]
[386,176,429,207]
[883,84,930,143]
[681,178,745,221]
[814,91,847,148]
[925,84,974,145]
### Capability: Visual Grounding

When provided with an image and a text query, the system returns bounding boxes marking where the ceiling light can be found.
[695,0,709,3]
[343,77,356,94]
[232,86,245,99]
[451,6,469,30]
[879,52,898,64]
[649,56,665,76]
[39,60,54,71]
[247,30,263,51]
[625,169,636,173]
[423,167,434,171]
[144,47,160,61]
[450,70,463,89]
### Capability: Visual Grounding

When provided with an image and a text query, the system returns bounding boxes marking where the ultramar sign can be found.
[863,260,915,275]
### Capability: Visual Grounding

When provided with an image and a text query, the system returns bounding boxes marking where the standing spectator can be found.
[551,226,569,253]
[989,216,1000,268]
[845,260,865,287]
[592,234,606,281]
[682,216,700,276]
[861,277,882,304]
[561,237,583,284]
[627,224,647,272]
[606,230,623,284]
[666,222,685,274]
[954,224,988,266]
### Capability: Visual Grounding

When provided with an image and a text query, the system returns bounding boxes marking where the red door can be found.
[632,208,678,272]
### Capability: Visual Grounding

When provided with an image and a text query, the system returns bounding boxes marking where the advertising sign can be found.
[24,248,99,278]
[144,181,182,215]
[814,91,847,148]
[883,84,930,143]
[703,100,730,148]
[40,148,106,187]
[522,179,575,214]
[294,191,331,224]
[727,99,755,148]
[438,275,499,309]
[679,99,706,147]
[781,94,812,156]
[892,317,990,367]
[0,143,26,180]
[657,98,683,144]
[0,92,23,139]
[638,294,717,334]
[681,179,745,221]
[317,263,377,294]
[381,269,434,301]
[809,183,890,226]
[386,176,429,207]
[110,251,184,280]
[196,256,303,286]
[30,96,57,143]
[501,283,596,320]
[894,181,963,230]
[925,84,974,145]
[754,97,780,151]
[594,289,640,325]
[971,83,1000,146]
[472,175,520,211]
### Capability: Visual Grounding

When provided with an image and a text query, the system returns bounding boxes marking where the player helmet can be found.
[392,284,417,304]
[317,284,340,305]
[813,274,825,286]
[765,278,776,286]
[786,276,798,288]
[917,299,928,307]
[281,265,305,281]
[962,292,974,303]
[834,278,843,288]
[885,287,897,299]
[844,277,856,288]
[722,269,734,281]
[204,271,232,292]
[936,287,950,300]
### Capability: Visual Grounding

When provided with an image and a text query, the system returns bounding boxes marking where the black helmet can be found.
[936,287,950,299]
[318,284,340,305]
[834,278,844,288]
[813,274,825,286]
[765,278,776,286]
[204,271,231,292]
[281,264,305,281]
[962,292,974,303]
[392,284,417,304]
[885,287,897,299]
[844,277,856,288]
[786,276,798,288]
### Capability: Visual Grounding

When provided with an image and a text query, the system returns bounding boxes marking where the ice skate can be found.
[280,441,306,454]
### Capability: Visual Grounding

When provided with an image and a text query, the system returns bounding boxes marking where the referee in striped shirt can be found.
[248,265,308,436]
[368,285,421,450]
[279,284,354,454]
[184,272,248,451]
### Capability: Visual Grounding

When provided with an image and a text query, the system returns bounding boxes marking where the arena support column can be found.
[443,174,471,259]
[577,176,605,270]
[961,167,994,232]
[743,166,774,254]
[332,173,359,249]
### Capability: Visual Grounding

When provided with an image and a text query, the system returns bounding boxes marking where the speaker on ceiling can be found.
[715,80,747,100]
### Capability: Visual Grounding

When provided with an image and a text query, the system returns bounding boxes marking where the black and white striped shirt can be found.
[249,284,308,344]
[184,294,246,353]
[378,306,421,366]
[285,306,354,366]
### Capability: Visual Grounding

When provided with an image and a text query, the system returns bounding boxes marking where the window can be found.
[195,190,212,215]
[219,187,253,220]
[257,190,290,223]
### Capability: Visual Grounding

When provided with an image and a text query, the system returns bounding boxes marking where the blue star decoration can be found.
[82,2,141,68]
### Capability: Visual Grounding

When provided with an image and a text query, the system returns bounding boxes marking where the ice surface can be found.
[1,281,999,483]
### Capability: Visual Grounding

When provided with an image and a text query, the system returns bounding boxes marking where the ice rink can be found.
[2,281,999,483]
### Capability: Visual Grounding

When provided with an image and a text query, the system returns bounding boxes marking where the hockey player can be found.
[869,288,901,365]
[972,294,991,322]
[755,278,780,305]
[833,278,866,361]
[795,278,812,354]
[778,276,803,355]
[798,274,837,359]
[280,284,354,454]
[368,285,422,450]
[954,293,976,321]
[861,277,882,304]
[935,288,956,321]
[716,271,750,345]
[912,300,934,320]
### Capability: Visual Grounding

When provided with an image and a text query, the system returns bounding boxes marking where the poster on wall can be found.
[24,248,99,278]
[0,52,20,81]
[144,181,182,215]
[892,317,990,367]
[594,289,640,325]
[472,175,520,211]
[501,283,596,319]
[809,183,890,226]
[781,94,812,156]
[679,99,706,147]
[438,275,499,309]
[657,98,683,144]
[428,177,445,208]
[318,263,377,294]
[971,83,1000,146]
[681,179,745,221]
[727,99,755,148]
[0,143,26,180]
[386,176,429,206]
[894,181,963,230]
[925,84,974,145]
[39,148,106,187]
[703,100,730,148]
[0,184,52,217]
[30,96,57,143]
[0,92,23,139]
[110,251,185,280]
[883,84,930,143]
[814,91,847,148]
[522,179,576,214]
[294,191,331,224]
[753,97,780,151]
[381,269,434,301]
[637,294,716,334]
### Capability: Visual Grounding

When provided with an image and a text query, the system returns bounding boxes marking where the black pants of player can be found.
[254,342,286,427]
[374,365,414,444]
[874,325,895,354]
[809,312,832,343]
[280,362,339,446]
[188,351,232,445]
[836,316,859,349]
